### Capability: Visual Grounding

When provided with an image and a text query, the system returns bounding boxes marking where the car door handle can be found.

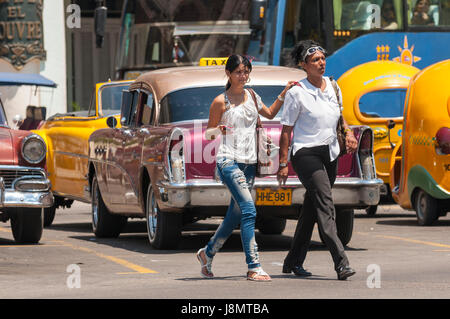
[123,130,133,137]
[139,128,149,135]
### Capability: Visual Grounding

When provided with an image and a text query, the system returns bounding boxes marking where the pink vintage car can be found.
[88,66,382,249]
[0,73,54,243]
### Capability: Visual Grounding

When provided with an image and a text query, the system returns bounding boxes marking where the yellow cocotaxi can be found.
[389,59,450,226]
[33,80,132,225]
[338,61,420,194]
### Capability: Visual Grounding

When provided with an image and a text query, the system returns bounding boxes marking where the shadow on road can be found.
[176,273,333,282]
[46,219,366,254]
[0,237,16,245]
[376,219,450,227]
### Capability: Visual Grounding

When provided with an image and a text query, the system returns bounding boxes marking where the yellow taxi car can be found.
[389,59,450,226]
[337,60,420,215]
[33,80,132,226]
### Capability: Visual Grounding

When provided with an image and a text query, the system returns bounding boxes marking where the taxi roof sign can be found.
[199,57,228,66]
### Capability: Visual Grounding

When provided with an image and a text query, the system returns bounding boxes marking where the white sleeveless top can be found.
[216,89,263,164]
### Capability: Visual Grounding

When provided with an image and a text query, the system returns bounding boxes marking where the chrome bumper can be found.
[156,177,383,209]
[0,177,54,209]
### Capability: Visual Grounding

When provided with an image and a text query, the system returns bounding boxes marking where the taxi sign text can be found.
[199,57,228,66]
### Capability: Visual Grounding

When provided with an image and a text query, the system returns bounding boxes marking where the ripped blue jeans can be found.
[205,157,260,270]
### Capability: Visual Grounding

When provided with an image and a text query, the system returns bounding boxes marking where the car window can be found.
[100,83,131,116]
[140,92,154,126]
[358,88,407,118]
[0,99,7,125]
[335,0,404,30]
[408,0,448,27]
[128,91,140,126]
[159,85,286,124]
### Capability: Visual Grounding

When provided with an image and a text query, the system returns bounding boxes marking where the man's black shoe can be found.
[337,266,356,280]
[282,265,312,277]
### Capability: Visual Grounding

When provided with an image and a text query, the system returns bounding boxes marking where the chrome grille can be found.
[0,168,46,189]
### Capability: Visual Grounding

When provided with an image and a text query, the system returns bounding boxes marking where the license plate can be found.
[255,188,292,206]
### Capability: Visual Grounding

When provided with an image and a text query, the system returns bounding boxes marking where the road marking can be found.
[0,244,64,248]
[374,235,450,249]
[50,240,158,274]
[0,226,11,233]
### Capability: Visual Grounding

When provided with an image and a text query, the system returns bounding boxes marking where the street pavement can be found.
[1,202,449,300]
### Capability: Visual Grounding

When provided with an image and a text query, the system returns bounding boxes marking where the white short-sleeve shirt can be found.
[216,89,263,164]
[280,76,342,162]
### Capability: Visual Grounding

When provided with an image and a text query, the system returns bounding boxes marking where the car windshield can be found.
[359,88,407,118]
[0,99,7,126]
[159,85,285,124]
[100,83,131,116]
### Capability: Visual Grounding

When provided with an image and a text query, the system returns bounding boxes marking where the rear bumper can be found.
[0,176,54,209]
[156,177,383,210]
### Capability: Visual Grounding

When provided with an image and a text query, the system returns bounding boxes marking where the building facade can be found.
[0,0,123,125]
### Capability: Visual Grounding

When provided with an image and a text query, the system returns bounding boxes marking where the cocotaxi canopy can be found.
[0,72,57,88]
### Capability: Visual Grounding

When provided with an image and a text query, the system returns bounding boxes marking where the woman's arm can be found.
[277,125,293,186]
[258,81,296,119]
[205,95,227,140]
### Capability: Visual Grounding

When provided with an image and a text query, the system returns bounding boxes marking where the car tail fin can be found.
[358,128,376,180]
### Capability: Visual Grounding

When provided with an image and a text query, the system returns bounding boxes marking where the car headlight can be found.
[21,134,46,164]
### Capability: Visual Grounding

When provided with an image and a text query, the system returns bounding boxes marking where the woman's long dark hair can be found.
[225,54,252,90]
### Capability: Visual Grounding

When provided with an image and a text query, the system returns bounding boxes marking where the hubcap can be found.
[417,192,427,220]
[147,188,158,241]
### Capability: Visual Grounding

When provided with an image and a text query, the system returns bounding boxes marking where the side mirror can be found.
[387,120,395,130]
[12,114,24,128]
[250,0,267,30]
[387,120,396,149]
[106,116,117,128]
[94,1,107,48]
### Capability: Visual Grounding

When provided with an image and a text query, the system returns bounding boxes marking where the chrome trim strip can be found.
[13,177,51,192]
[55,150,89,159]
[158,177,384,189]
[0,165,47,172]
[0,190,54,208]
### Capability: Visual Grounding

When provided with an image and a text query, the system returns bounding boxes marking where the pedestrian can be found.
[277,40,358,280]
[196,54,294,281]
[411,0,435,26]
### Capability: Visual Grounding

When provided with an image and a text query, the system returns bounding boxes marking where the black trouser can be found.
[284,145,349,271]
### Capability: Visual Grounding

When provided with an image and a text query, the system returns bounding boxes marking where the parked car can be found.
[389,59,450,225]
[0,73,54,243]
[88,65,382,249]
[338,60,420,215]
[34,80,133,226]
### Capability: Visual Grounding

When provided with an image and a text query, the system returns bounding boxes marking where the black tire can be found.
[146,185,182,249]
[336,208,354,246]
[91,176,127,238]
[44,205,56,227]
[257,216,287,235]
[10,208,44,244]
[414,189,439,226]
[318,208,354,247]
[365,205,378,216]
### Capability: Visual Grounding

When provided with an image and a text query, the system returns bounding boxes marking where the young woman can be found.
[277,40,358,280]
[411,0,435,26]
[196,54,294,281]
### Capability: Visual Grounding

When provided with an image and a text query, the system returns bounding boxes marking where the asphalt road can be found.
[1,202,449,300]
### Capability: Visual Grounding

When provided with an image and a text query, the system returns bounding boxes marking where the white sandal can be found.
[247,267,271,282]
[196,247,214,279]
